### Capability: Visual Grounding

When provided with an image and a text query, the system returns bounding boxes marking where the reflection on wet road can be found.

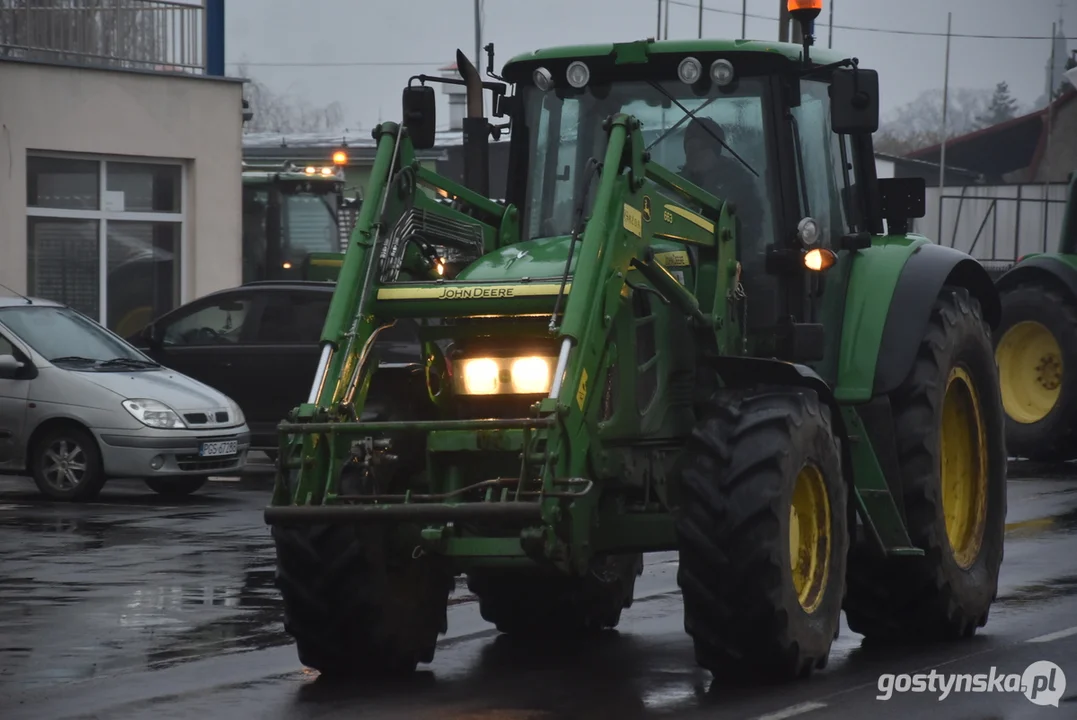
[1,464,1076,719]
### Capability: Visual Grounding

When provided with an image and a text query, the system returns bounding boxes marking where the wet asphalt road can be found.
[1,459,1076,720]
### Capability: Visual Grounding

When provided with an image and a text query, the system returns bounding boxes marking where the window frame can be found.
[25,151,188,327]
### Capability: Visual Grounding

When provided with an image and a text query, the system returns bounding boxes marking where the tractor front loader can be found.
[264,1,1007,684]
[993,171,1077,461]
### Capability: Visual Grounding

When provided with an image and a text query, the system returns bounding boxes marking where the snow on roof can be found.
[242,127,510,150]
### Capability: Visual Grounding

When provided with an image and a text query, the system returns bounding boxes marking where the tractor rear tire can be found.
[674,387,848,682]
[272,523,453,677]
[466,553,643,636]
[843,286,1007,641]
[993,282,1077,461]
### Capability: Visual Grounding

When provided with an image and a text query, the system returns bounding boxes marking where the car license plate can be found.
[199,440,238,457]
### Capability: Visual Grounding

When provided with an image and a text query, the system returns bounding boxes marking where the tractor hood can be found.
[454,235,577,282]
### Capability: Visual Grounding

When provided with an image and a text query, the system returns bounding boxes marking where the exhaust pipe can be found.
[456,48,490,197]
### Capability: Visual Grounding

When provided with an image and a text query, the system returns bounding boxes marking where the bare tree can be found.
[236,62,345,134]
[874,87,996,156]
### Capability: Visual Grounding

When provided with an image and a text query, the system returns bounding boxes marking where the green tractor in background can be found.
[993,171,1077,461]
[264,0,1007,683]
[241,159,353,284]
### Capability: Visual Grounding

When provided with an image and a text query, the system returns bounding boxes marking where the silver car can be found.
[0,296,250,501]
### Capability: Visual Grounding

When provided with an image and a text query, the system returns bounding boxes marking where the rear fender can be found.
[995,254,1077,302]
[833,238,999,402]
[872,243,999,396]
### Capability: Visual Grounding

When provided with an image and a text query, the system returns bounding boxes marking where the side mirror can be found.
[829,68,879,134]
[0,353,24,378]
[402,85,437,150]
[140,322,164,347]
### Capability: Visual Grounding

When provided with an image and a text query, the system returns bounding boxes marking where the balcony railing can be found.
[0,0,205,74]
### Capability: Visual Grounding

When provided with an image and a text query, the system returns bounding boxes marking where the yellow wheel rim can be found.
[789,463,831,613]
[940,366,989,570]
[995,320,1063,424]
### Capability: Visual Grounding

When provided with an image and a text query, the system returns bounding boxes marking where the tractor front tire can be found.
[993,282,1077,461]
[844,286,1007,641]
[272,523,453,677]
[466,553,643,637]
[674,387,848,682]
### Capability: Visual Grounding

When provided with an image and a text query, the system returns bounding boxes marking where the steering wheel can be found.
[182,326,221,344]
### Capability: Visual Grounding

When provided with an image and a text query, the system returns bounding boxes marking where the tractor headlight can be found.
[710,59,735,86]
[566,61,590,88]
[678,57,703,85]
[456,356,556,395]
[533,67,554,92]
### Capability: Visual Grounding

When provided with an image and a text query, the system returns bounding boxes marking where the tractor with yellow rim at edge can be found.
[263,0,1007,683]
[992,170,1077,462]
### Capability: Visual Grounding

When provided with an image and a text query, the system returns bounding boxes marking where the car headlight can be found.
[122,398,187,429]
[455,356,557,395]
[227,399,245,425]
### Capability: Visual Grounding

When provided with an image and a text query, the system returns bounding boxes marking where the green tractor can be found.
[264,3,1007,683]
[993,171,1077,461]
[241,160,353,284]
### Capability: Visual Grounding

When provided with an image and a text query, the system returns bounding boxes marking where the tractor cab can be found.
[401,10,918,369]
[241,158,352,284]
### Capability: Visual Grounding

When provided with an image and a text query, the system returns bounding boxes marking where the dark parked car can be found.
[127,280,421,456]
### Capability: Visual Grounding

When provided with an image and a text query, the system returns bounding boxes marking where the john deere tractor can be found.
[993,171,1077,461]
[264,2,1007,683]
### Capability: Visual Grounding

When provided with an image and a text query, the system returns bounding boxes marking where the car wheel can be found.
[30,425,107,502]
[144,477,208,497]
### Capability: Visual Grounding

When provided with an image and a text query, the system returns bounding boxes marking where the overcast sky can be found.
[224,0,1076,134]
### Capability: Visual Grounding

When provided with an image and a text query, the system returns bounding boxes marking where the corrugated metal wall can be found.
[919,182,1069,262]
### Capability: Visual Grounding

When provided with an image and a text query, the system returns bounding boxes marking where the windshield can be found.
[242,186,339,282]
[284,192,339,257]
[520,78,775,244]
[0,305,150,366]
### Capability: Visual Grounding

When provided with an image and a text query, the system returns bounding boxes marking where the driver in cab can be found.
[678,116,763,242]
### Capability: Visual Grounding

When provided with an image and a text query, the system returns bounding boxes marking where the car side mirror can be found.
[141,322,164,347]
[402,85,436,150]
[0,353,24,378]
[829,68,879,134]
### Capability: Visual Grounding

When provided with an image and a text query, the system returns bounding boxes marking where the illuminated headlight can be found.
[677,56,703,85]
[122,398,187,429]
[533,67,553,91]
[710,59,735,86]
[456,356,556,395]
[566,61,590,88]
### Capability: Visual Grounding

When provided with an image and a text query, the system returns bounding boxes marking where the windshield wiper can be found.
[645,94,722,152]
[98,357,160,368]
[644,79,759,178]
[49,356,100,365]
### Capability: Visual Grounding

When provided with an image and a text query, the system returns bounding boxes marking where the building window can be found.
[26,154,184,339]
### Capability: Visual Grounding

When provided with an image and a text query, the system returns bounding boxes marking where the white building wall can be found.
[918,182,1069,261]
[874,157,896,179]
[0,59,244,335]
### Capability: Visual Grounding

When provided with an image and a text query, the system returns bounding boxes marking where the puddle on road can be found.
[995,574,1077,608]
[1004,507,1077,540]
